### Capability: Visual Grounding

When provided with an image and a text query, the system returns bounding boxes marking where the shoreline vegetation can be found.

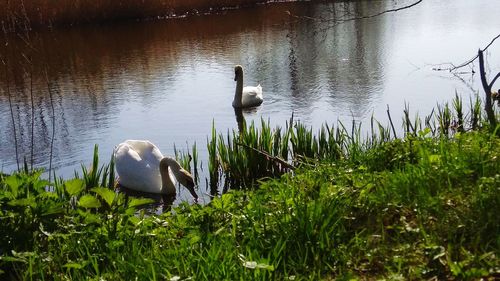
[1,95,499,279]
[1,0,303,30]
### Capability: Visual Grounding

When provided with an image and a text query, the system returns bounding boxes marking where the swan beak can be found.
[179,169,198,200]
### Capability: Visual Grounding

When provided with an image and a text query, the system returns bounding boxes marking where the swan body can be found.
[233,65,263,108]
[114,140,197,198]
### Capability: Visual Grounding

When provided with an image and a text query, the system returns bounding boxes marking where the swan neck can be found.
[234,74,244,107]
[159,157,197,199]
[159,158,178,195]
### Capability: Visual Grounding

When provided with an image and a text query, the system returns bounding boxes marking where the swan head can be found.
[234,65,243,81]
[159,157,198,200]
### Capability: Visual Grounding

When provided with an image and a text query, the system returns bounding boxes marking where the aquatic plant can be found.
[211,119,294,190]
[78,144,115,190]
[207,93,498,191]
[1,120,498,279]
[175,142,200,184]
[207,121,220,195]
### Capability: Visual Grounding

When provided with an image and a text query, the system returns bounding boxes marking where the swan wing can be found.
[242,84,263,107]
[114,140,163,193]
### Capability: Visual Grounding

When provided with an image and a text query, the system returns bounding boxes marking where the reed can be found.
[79,144,115,190]
[208,117,366,190]
[370,115,391,145]
[2,55,20,170]
[1,95,498,279]
[208,96,497,191]
[174,143,190,172]
[1,123,498,279]
[437,102,452,136]
[0,0,275,31]
[212,119,295,190]
[191,142,199,184]
[402,102,421,136]
[174,142,199,184]
[469,94,482,130]
[207,121,219,195]
[452,92,464,132]
[44,71,56,183]
[424,108,436,135]
[29,69,34,171]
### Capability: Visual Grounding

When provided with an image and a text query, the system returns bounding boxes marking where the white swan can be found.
[114,140,198,199]
[233,65,263,108]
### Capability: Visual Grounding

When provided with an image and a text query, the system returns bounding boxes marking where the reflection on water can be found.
[1,0,499,204]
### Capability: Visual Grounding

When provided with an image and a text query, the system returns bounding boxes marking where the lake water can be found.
[1,0,499,204]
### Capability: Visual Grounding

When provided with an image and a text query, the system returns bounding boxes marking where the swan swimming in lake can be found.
[232,65,263,108]
[114,140,198,199]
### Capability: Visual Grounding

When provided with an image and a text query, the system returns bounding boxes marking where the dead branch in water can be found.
[432,33,500,72]
[1,56,20,170]
[430,33,500,131]
[235,142,295,172]
[286,0,423,26]
[29,62,35,171]
[44,70,56,183]
[478,49,498,128]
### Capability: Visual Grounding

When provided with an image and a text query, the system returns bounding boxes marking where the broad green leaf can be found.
[129,198,154,208]
[8,198,36,207]
[42,203,65,216]
[128,216,140,226]
[418,127,432,137]
[4,175,22,196]
[77,209,101,224]
[211,197,223,209]
[429,154,441,164]
[188,234,201,245]
[32,179,50,193]
[39,192,58,200]
[91,187,116,207]
[65,179,85,196]
[78,194,101,209]
[124,207,136,216]
[212,193,234,210]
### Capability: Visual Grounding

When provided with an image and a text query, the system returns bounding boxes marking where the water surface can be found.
[1,0,499,204]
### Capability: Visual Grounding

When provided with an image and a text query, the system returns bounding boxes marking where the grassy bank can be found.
[1,0,288,30]
[1,98,499,279]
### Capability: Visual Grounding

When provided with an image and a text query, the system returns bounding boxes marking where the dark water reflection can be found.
[118,185,179,214]
[1,0,499,205]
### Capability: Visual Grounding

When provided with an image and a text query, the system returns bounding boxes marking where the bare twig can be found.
[287,0,423,24]
[478,49,497,127]
[445,33,500,72]
[386,105,397,139]
[489,72,500,89]
[2,57,20,170]
[483,33,500,52]
[44,70,56,182]
[235,142,295,171]
[29,66,34,171]
[342,0,423,22]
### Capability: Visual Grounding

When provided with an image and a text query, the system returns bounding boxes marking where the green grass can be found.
[209,94,497,192]
[1,95,499,280]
